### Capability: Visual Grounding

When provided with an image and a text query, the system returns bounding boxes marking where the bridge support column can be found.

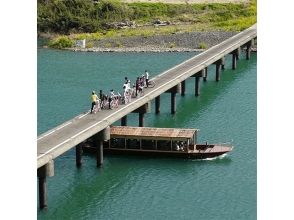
[165,84,180,114]
[93,127,110,167]
[97,141,103,167]
[216,63,221,81]
[37,161,54,210]
[246,45,251,60]
[191,70,204,96]
[139,112,144,127]
[222,56,225,70]
[121,115,127,126]
[246,39,254,60]
[181,80,186,96]
[232,54,237,70]
[231,48,240,69]
[195,76,201,96]
[38,166,47,210]
[214,59,223,82]
[75,144,83,167]
[132,102,151,126]
[203,67,208,81]
[171,92,176,114]
[155,96,160,114]
[236,47,241,60]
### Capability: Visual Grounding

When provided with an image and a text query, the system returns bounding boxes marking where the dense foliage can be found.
[48,36,74,48]
[38,0,256,34]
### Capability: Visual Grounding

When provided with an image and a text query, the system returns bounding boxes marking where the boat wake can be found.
[195,153,228,161]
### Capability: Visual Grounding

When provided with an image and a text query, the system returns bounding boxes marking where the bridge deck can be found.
[37,24,256,168]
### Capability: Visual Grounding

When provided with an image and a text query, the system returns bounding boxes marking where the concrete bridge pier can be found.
[214,58,224,81]
[203,67,208,81]
[121,115,127,126]
[93,127,110,167]
[132,102,151,127]
[165,84,181,114]
[246,39,254,60]
[38,160,54,210]
[155,96,160,114]
[75,143,83,167]
[139,113,144,127]
[231,48,240,70]
[236,47,241,60]
[222,56,225,70]
[181,80,186,96]
[171,92,176,114]
[232,54,237,70]
[191,69,204,96]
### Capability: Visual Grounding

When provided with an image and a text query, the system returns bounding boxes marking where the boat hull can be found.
[82,144,232,159]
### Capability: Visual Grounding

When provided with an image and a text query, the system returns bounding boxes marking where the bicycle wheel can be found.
[148,80,155,88]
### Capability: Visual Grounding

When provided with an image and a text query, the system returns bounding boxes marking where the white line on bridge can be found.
[78,112,89,119]
[37,121,72,140]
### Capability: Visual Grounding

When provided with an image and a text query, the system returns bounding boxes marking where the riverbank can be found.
[70,32,237,52]
[64,30,256,53]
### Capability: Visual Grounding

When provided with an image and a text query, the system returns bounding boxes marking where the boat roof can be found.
[111,126,199,140]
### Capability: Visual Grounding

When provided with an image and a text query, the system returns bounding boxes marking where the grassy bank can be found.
[38,0,256,48]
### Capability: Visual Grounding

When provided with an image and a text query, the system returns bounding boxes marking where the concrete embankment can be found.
[69,31,240,52]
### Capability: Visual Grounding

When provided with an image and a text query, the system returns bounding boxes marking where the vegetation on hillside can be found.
[37,0,256,48]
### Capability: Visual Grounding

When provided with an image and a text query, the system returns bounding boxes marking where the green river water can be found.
[37,47,256,220]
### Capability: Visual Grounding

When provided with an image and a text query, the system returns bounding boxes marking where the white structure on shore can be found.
[76,39,86,48]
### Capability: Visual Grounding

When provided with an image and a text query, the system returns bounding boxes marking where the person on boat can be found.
[173,141,180,151]
[179,141,185,151]
[90,91,98,113]
[145,70,149,87]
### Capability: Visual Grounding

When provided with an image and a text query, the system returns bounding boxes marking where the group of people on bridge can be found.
[90,70,154,114]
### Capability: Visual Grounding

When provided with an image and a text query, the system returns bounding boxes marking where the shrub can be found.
[168,42,176,48]
[198,42,207,49]
[48,36,73,49]
[86,41,94,48]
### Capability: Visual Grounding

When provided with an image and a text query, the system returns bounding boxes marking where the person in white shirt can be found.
[145,70,149,87]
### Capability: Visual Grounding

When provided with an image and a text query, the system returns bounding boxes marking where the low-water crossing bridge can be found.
[37,24,257,209]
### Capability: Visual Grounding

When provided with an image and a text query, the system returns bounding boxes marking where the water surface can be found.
[38,48,256,220]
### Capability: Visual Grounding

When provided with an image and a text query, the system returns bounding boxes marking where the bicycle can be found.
[93,99,101,113]
[110,97,119,108]
[147,80,155,88]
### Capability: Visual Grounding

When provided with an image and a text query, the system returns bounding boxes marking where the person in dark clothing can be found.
[135,77,140,97]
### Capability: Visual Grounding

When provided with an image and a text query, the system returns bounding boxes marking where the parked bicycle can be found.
[147,80,155,88]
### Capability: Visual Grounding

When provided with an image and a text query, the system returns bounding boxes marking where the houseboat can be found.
[83,126,232,159]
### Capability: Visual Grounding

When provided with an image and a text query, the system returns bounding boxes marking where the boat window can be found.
[141,139,156,150]
[157,140,172,151]
[126,139,140,149]
[110,138,125,148]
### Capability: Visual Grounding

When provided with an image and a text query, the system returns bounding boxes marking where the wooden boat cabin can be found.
[83,126,232,159]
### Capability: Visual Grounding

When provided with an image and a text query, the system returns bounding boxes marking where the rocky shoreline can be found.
[59,31,256,53]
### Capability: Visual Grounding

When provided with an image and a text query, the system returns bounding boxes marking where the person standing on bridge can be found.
[145,70,149,87]
[135,77,140,97]
[90,91,98,114]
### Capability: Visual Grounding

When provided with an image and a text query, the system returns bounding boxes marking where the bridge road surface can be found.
[37,24,257,168]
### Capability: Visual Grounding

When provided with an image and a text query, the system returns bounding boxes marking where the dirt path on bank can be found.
[123,0,249,4]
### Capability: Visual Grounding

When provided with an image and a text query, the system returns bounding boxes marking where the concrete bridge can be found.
[37,24,257,209]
